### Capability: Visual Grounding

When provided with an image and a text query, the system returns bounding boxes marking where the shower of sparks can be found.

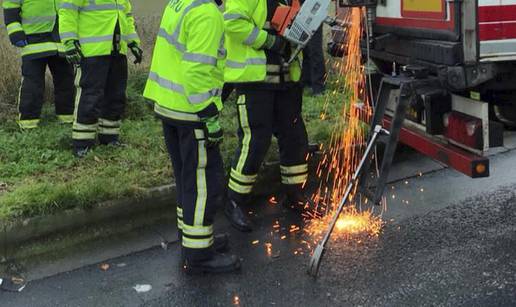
[304,8,384,243]
[306,207,383,243]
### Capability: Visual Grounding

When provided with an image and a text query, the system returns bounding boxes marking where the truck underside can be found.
[330,0,516,179]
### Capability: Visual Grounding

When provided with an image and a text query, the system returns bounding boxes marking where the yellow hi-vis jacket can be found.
[58,0,139,57]
[223,0,301,83]
[2,0,65,59]
[143,0,225,122]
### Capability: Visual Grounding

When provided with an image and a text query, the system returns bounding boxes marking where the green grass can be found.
[0,70,344,220]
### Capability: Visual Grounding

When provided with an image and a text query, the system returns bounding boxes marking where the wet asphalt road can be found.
[2,181,516,307]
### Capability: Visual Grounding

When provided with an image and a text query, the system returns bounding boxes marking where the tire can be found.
[494,104,516,128]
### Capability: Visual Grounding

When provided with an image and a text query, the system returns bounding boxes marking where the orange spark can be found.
[265,242,272,257]
[304,8,384,247]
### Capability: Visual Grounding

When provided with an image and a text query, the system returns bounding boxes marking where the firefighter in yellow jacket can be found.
[58,0,143,157]
[223,0,310,232]
[143,0,241,274]
[2,0,75,129]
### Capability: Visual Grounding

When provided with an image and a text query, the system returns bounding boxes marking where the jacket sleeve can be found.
[223,0,268,50]
[2,0,26,45]
[124,0,140,44]
[183,6,224,115]
[58,0,85,43]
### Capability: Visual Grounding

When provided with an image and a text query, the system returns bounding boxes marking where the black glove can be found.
[64,40,84,65]
[8,30,28,47]
[128,41,143,64]
[262,34,287,54]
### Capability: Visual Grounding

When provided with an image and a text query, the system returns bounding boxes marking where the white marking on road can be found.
[133,284,152,293]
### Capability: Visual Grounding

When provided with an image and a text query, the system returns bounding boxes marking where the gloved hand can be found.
[128,41,143,64]
[64,40,84,65]
[262,34,287,54]
[201,114,223,148]
[14,40,28,48]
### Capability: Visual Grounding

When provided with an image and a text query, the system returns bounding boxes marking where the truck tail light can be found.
[443,111,483,150]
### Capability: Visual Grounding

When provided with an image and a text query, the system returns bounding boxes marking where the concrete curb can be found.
[0,184,176,248]
[0,153,319,263]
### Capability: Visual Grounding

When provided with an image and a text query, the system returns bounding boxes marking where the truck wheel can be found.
[494,104,516,128]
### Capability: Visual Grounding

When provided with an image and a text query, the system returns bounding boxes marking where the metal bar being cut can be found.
[308,124,390,278]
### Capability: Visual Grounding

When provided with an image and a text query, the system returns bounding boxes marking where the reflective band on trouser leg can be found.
[71,67,97,140]
[228,168,256,195]
[57,114,74,124]
[177,206,184,230]
[98,118,121,135]
[194,129,208,226]
[182,129,214,251]
[17,119,40,129]
[235,95,251,173]
[182,224,214,249]
[73,66,82,120]
[73,122,98,140]
[182,235,214,249]
[16,76,24,127]
[280,164,308,185]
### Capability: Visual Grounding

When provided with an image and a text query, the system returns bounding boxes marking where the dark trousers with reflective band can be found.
[162,120,225,261]
[228,84,309,204]
[301,26,326,94]
[18,55,75,128]
[73,54,127,147]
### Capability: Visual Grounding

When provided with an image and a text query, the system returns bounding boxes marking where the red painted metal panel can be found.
[479,5,516,23]
[479,22,516,40]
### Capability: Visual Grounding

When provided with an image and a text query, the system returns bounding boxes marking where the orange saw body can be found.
[270,0,333,63]
[271,0,301,36]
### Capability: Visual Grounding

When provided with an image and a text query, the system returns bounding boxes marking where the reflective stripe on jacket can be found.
[143,0,224,121]
[58,0,140,57]
[2,0,63,59]
[223,0,301,83]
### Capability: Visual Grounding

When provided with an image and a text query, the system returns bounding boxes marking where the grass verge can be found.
[0,70,344,220]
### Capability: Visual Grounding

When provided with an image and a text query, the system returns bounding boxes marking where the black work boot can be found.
[99,134,123,146]
[183,252,241,275]
[225,199,253,232]
[285,189,316,213]
[73,146,90,158]
[73,140,94,158]
[213,233,230,252]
